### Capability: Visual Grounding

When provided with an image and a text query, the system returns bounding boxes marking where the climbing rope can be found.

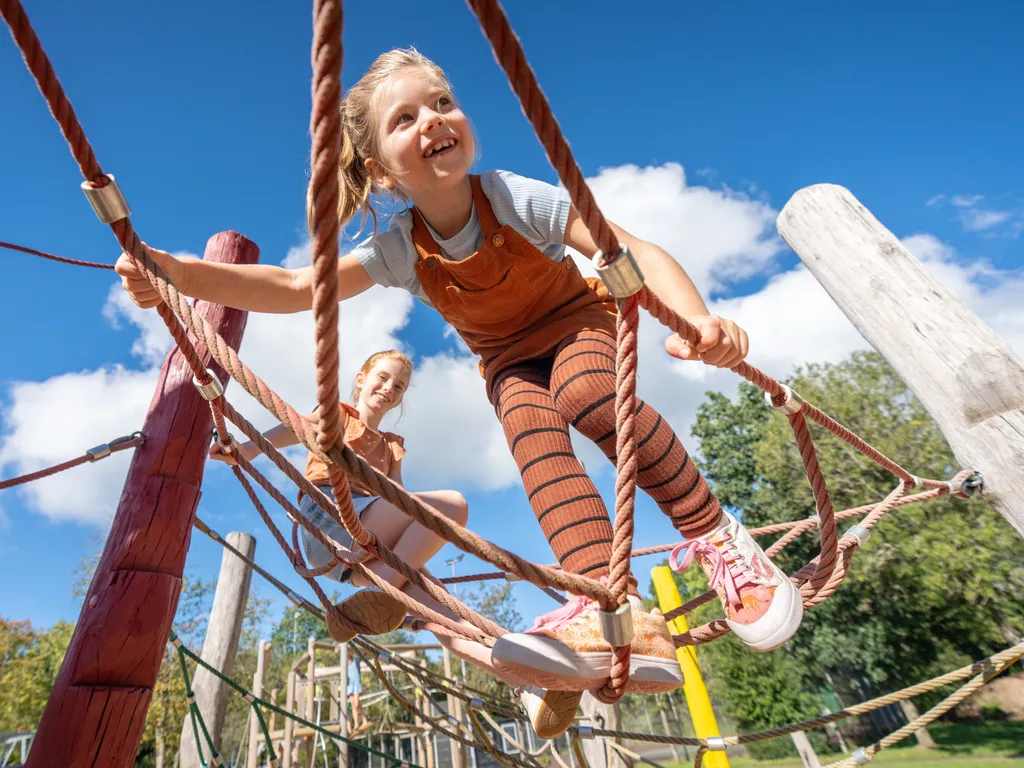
[2,0,990,717]
[0,431,143,490]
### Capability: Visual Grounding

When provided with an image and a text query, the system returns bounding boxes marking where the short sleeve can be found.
[482,170,572,250]
[385,433,406,463]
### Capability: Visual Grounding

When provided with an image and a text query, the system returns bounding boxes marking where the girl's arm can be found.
[115,246,375,314]
[563,207,749,369]
[210,416,310,465]
[387,457,404,488]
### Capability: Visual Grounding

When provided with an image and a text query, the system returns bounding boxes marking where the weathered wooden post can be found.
[179,531,257,767]
[778,185,1024,539]
[442,648,466,768]
[246,640,270,768]
[790,731,821,768]
[26,231,258,768]
[339,642,350,768]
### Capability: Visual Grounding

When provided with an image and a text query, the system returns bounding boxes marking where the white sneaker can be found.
[671,511,803,652]
[491,593,683,694]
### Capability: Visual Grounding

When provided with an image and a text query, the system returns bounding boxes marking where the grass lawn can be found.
[662,722,1024,768]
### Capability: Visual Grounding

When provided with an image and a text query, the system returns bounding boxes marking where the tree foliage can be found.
[683,350,1024,743]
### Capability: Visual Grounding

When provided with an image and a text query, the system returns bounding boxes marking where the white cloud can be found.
[959,209,1012,232]
[1,240,415,526]
[5,167,1022,528]
[0,365,159,524]
[929,193,1020,235]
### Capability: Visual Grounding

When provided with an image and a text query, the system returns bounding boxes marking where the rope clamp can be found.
[956,471,983,496]
[764,384,804,415]
[81,174,132,224]
[852,748,871,765]
[595,244,644,298]
[577,726,595,740]
[503,572,522,582]
[468,697,485,710]
[86,443,112,461]
[599,601,634,647]
[705,737,726,752]
[844,524,871,547]
[194,369,225,401]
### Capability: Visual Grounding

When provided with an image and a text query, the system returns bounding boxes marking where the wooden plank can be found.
[778,185,1024,538]
[26,231,258,768]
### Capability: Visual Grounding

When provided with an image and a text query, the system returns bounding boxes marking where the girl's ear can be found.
[354,372,365,392]
[365,157,395,190]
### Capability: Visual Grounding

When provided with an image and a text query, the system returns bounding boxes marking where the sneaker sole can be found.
[493,635,684,693]
[728,577,804,652]
[327,589,407,643]
[625,654,684,694]
[531,690,583,740]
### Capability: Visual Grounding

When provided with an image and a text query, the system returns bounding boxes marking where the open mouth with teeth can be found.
[424,136,458,158]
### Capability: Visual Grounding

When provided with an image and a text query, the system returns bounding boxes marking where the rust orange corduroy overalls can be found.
[411,175,618,399]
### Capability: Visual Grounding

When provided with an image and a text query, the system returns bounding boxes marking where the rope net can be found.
[0,0,1008,763]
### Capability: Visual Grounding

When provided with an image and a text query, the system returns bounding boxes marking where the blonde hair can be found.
[351,349,413,403]
[306,48,454,236]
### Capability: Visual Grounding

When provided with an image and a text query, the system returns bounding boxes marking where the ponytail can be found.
[306,104,376,237]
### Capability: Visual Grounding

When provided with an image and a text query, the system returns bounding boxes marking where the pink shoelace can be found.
[669,534,757,612]
[526,592,599,635]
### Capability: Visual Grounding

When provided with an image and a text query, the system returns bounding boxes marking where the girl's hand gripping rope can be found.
[666,314,750,369]
[115,244,188,309]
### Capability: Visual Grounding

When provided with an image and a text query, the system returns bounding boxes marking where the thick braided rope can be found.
[788,411,839,597]
[307,0,354,527]
[0,0,102,183]
[217,398,504,641]
[594,295,644,703]
[0,432,143,490]
[1,240,114,270]
[589,642,1024,752]
[464,0,618,256]
[638,287,786,398]
[446,484,959,589]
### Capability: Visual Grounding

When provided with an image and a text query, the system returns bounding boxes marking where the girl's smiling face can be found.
[355,357,410,416]
[370,67,475,198]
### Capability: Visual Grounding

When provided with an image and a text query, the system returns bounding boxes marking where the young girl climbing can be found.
[208,349,470,640]
[207,347,561,733]
[117,46,803,733]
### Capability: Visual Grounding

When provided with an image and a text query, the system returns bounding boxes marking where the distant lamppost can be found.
[445,554,468,681]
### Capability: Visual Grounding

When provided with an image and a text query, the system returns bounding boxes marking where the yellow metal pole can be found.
[652,565,730,768]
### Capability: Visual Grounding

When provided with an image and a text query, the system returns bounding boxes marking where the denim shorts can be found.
[298,486,380,582]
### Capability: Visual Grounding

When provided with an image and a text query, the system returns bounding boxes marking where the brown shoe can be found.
[326,588,407,642]
[518,687,581,739]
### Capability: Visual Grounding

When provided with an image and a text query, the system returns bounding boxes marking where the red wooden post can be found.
[27,231,260,768]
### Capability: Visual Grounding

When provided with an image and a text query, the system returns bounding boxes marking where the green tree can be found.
[689,351,1024,719]
[0,617,74,732]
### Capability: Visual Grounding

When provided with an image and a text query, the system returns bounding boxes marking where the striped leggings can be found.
[493,331,723,586]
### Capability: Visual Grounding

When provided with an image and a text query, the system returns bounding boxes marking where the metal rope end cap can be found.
[852,748,871,765]
[705,737,726,752]
[81,174,132,224]
[763,384,804,415]
[599,601,634,647]
[844,524,871,547]
[577,726,595,740]
[595,245,644,298]
[86,443,112,461]
[194,369,225,401]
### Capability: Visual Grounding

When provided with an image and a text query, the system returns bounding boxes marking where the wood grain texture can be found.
[28,231,259,768]
[778,185,1024,539]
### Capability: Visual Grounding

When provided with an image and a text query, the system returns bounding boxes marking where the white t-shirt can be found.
[352,169,572,307]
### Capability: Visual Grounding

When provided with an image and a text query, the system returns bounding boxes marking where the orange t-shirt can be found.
[302,402,406,497]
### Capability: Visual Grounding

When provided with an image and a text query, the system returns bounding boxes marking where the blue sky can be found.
[2,0,1023,644]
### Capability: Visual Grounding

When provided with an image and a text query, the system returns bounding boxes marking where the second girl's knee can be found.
[444,490,470,526]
